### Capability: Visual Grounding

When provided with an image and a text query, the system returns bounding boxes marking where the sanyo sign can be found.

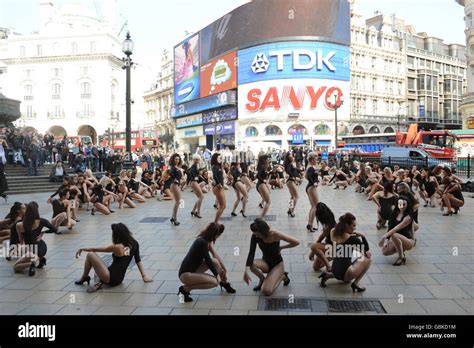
[238,41,350,85]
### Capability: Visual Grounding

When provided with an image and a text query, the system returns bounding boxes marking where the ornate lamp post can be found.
[122,32,134,154]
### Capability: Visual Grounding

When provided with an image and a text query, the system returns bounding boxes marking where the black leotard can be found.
[378,195,397,220]
[421,177,436,197]
[246,234,283,271]
[332,235,369,281]
[256,166,268,191]
[190,164,200,182]
[163,177,172,190]
[452,187,464,202]
[169,166,182,185]
[320,169,329,177]
[230,166,242,189]
[285,163,299,183]
[51,199,67,218]
[108,240,141,286]
[179,237,219,277]
[212,165,224,187]
[388,214,413,240]
[23,218,56,258]
[306,166,319,192]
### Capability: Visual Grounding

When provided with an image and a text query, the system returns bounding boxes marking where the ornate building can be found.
[457,0,474,129]
[143,49,174,147]
[0,0,124,142]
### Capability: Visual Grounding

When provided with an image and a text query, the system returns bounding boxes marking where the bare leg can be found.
[81,252,111,284]
[307,186,318,227]
[261,262,285,296]
[236,182,248,213]
[257,185,271,218]
[213,186,226,223]
[232,188,241,214]
[344,257,371,285]
[179,273,218,292]
[171,183,181,220]
[287,181,298,213]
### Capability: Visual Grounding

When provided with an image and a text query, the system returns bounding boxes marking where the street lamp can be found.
[333,93,344,150]
[211,112,220,150]
[122,32,134,155]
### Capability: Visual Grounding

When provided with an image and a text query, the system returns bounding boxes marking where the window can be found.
[37,45,42,56]
[52,68,61,77]
[373,99,378,115]
[398,82,403,94]
[24,85,33,100]
[407,56,414,69]
[20,46,25,57]
[81,82,91,99]
[52,83,61,100]
[90,42,96,53]
[397,62,402,74]
[372,78,377,92]
[54,105,62,117]
[81,67,89,76]
[26,105,34,118]
[72,42,77,54]
[83,104,92,116]
[417,76,425,90]
[372,57,376,68]
[25,69,32,79]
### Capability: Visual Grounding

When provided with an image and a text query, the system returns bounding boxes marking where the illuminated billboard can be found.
[200,51,237,97]
[170,90,236,118]
[200,0,350,63]
[238,42,350,85]
[238,78,349,121]
[174,33,200,105]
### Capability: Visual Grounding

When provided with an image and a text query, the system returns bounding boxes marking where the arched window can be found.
[288,124,308,135]
[384,127,395,133]
[264,125,282,136]
[81,82,91,99]
[352,125,365,135]
[337,124,350,136]
[245,126,258,137]
[369,126,380,134]
[314,124,331,135]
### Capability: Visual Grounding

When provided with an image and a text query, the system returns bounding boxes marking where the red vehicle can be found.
[341,125,457,159]
[99,129,159,153]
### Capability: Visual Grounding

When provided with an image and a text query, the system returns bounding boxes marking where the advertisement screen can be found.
[200,0,350,63]
[202,106,237,124]
[174,33,200,104]
[200,51,237,97]
[176,114,203,129]
[171,90,237,118]
[203,121,236,135]
[238,42,350,85]
[238,79,349,121]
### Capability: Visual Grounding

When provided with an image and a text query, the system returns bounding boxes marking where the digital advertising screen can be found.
[200,51,237,97]
[174,33,200,104]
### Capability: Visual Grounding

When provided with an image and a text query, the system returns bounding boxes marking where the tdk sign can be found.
[238,41,350,84]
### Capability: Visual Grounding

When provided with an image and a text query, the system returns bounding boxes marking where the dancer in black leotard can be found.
[283,153,299,218]
[372,181,398,230]
[211,153,226,223]
[0,202,25,244]
[230,160,248,218]
[328,169,348,189]
[169,154,183,225]
[396,182,420,233]
[75,223,152,292]
[256,155,271,218]
[243,218,299,296]
[379,195,416,266]
[309,202,336,272]
[305,153,320,232]
[319,213,371,292]
[419,167,438,207]
[13,202,56,276]
[442,177,465,216]
[178,223,235,302]
[189,155,204,218]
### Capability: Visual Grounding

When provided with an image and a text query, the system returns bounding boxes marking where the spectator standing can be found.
[0,137,8,201]
[27,138,40,176]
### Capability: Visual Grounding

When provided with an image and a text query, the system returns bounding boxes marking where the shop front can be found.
[203,121,236,150]
[176,126,205,153]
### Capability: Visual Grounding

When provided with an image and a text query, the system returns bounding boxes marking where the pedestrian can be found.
[27,137,40,176]
[0,137,9,201]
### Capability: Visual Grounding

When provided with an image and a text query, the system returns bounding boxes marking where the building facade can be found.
[457,0,474,129]
[0,1,124,143]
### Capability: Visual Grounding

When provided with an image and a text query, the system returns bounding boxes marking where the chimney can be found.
[39,1,54,30]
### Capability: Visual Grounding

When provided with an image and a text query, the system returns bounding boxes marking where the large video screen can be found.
[200,0,350,63]
[200,51,237,97]
[174,33,200,105]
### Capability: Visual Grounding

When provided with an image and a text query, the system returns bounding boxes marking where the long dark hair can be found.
[257,154,269,169]
[315,202,336,228]
[111,223,136,248]
[23,202,40,232]
[198,223,225,243]
[383,181,394,197]
[390,195,413,221]
[334,213,356,237]
[6,202,23,223]
[169,154,182,167]
[250,218,270,238]
[283,152,293,168]
[211,153,221,166]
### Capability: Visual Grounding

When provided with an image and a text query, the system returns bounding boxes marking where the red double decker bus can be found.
[99,129,160,153]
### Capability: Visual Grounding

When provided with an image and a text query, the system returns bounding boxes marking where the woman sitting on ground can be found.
[13,202,56,276]
[319,213,371,292]
[112,177,136,209]
[378,195,416,266]
[178,223,235,302]
[309,202,336,272]
[90,184,114,216]
[243,218,299,296]
[75,223,153,292]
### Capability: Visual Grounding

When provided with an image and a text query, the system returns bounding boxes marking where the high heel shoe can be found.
[319,272,329,288]
[231,212,237,217]
[442,210,453,216]
[213,204,218,209]
[91,208,95,216]
[177,286,193,302]
[219,281,236,294]
[240,210,247,218]
[37,257,47,269]
[194,213,202,219]
[283,272,290,286]
[191,211,195,217]
[253,282,263,291]
[392,255,406,266]
[306,224,316,232]
[75,275,91,285]
[453,207,459,215]
[170,218,180,226]
[351,282,366,292]
[259,203,263,209]
[287,210,295,218]
[28,261,36,277]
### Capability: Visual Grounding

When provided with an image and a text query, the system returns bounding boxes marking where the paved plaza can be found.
[0,184,472,315]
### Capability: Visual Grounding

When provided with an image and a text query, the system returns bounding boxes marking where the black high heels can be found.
[240,210,247,218]
[37,257,47,269]
[442,210,453,216]
[213,204,218,209]
[219,282,236,293]
[177,286,193,302]
[253,282,263,291]
[28,262,36,277]
[306,224,317,232]
[231,212,237,217]
[91,208,95,216]
[319,272,330,287]
[75,275,91,285]
[283,272,290,286]
[287,210,295,218]
[258,203,263,209]
[170,218,180,226]
[351,282,366,292]
[392,255,406,266]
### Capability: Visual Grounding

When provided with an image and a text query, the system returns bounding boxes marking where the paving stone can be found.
[426,285,471,299]
[0,302,30,315]
[417,299,467,314]
[93,306,136,315]
[379,299,426,314]
[55,305,99,315]
[123,293,165,307]
[18,304,64,315]
[131,307,173,315]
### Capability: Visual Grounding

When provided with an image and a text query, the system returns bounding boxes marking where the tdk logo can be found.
[251,49,336,73]
[251,53,269,73]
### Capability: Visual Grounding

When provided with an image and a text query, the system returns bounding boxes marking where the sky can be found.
[0,0,466,95]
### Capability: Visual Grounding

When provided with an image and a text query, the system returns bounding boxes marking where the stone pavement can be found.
[0,184,472,315]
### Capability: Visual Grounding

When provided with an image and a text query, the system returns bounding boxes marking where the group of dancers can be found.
[0,152,467,298]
